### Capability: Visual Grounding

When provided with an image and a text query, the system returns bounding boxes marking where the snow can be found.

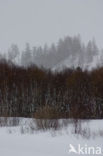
[0,118,103,156]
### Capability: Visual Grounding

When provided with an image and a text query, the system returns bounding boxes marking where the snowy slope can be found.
[0,118,103,156]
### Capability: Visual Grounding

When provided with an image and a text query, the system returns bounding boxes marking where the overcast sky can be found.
[0,0,103,52]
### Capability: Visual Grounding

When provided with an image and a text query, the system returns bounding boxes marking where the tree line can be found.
[0,35,101,70]
[0,59,103,119]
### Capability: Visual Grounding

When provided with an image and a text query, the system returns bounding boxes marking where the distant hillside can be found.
[0,35,103,70]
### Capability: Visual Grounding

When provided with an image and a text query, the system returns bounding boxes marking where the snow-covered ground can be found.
[0,118,103,156]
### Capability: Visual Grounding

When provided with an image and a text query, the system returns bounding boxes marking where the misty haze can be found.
[0,1,103,156]
[1,35,102,70]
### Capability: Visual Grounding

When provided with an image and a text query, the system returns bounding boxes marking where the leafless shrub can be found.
[0,117,19,127]
[72,119,82,134]
[34,105,61,130]
[35,119,60,131]
[34,105,59,119]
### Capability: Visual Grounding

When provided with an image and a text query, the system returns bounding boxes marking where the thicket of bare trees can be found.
[0,59,103,119]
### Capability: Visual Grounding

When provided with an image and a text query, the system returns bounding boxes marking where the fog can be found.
[0,0,103,53]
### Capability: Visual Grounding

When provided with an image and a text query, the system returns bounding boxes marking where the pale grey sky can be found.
[0,0,103,52]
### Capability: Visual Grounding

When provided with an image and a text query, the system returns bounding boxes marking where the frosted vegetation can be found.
[0,117,103,138]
